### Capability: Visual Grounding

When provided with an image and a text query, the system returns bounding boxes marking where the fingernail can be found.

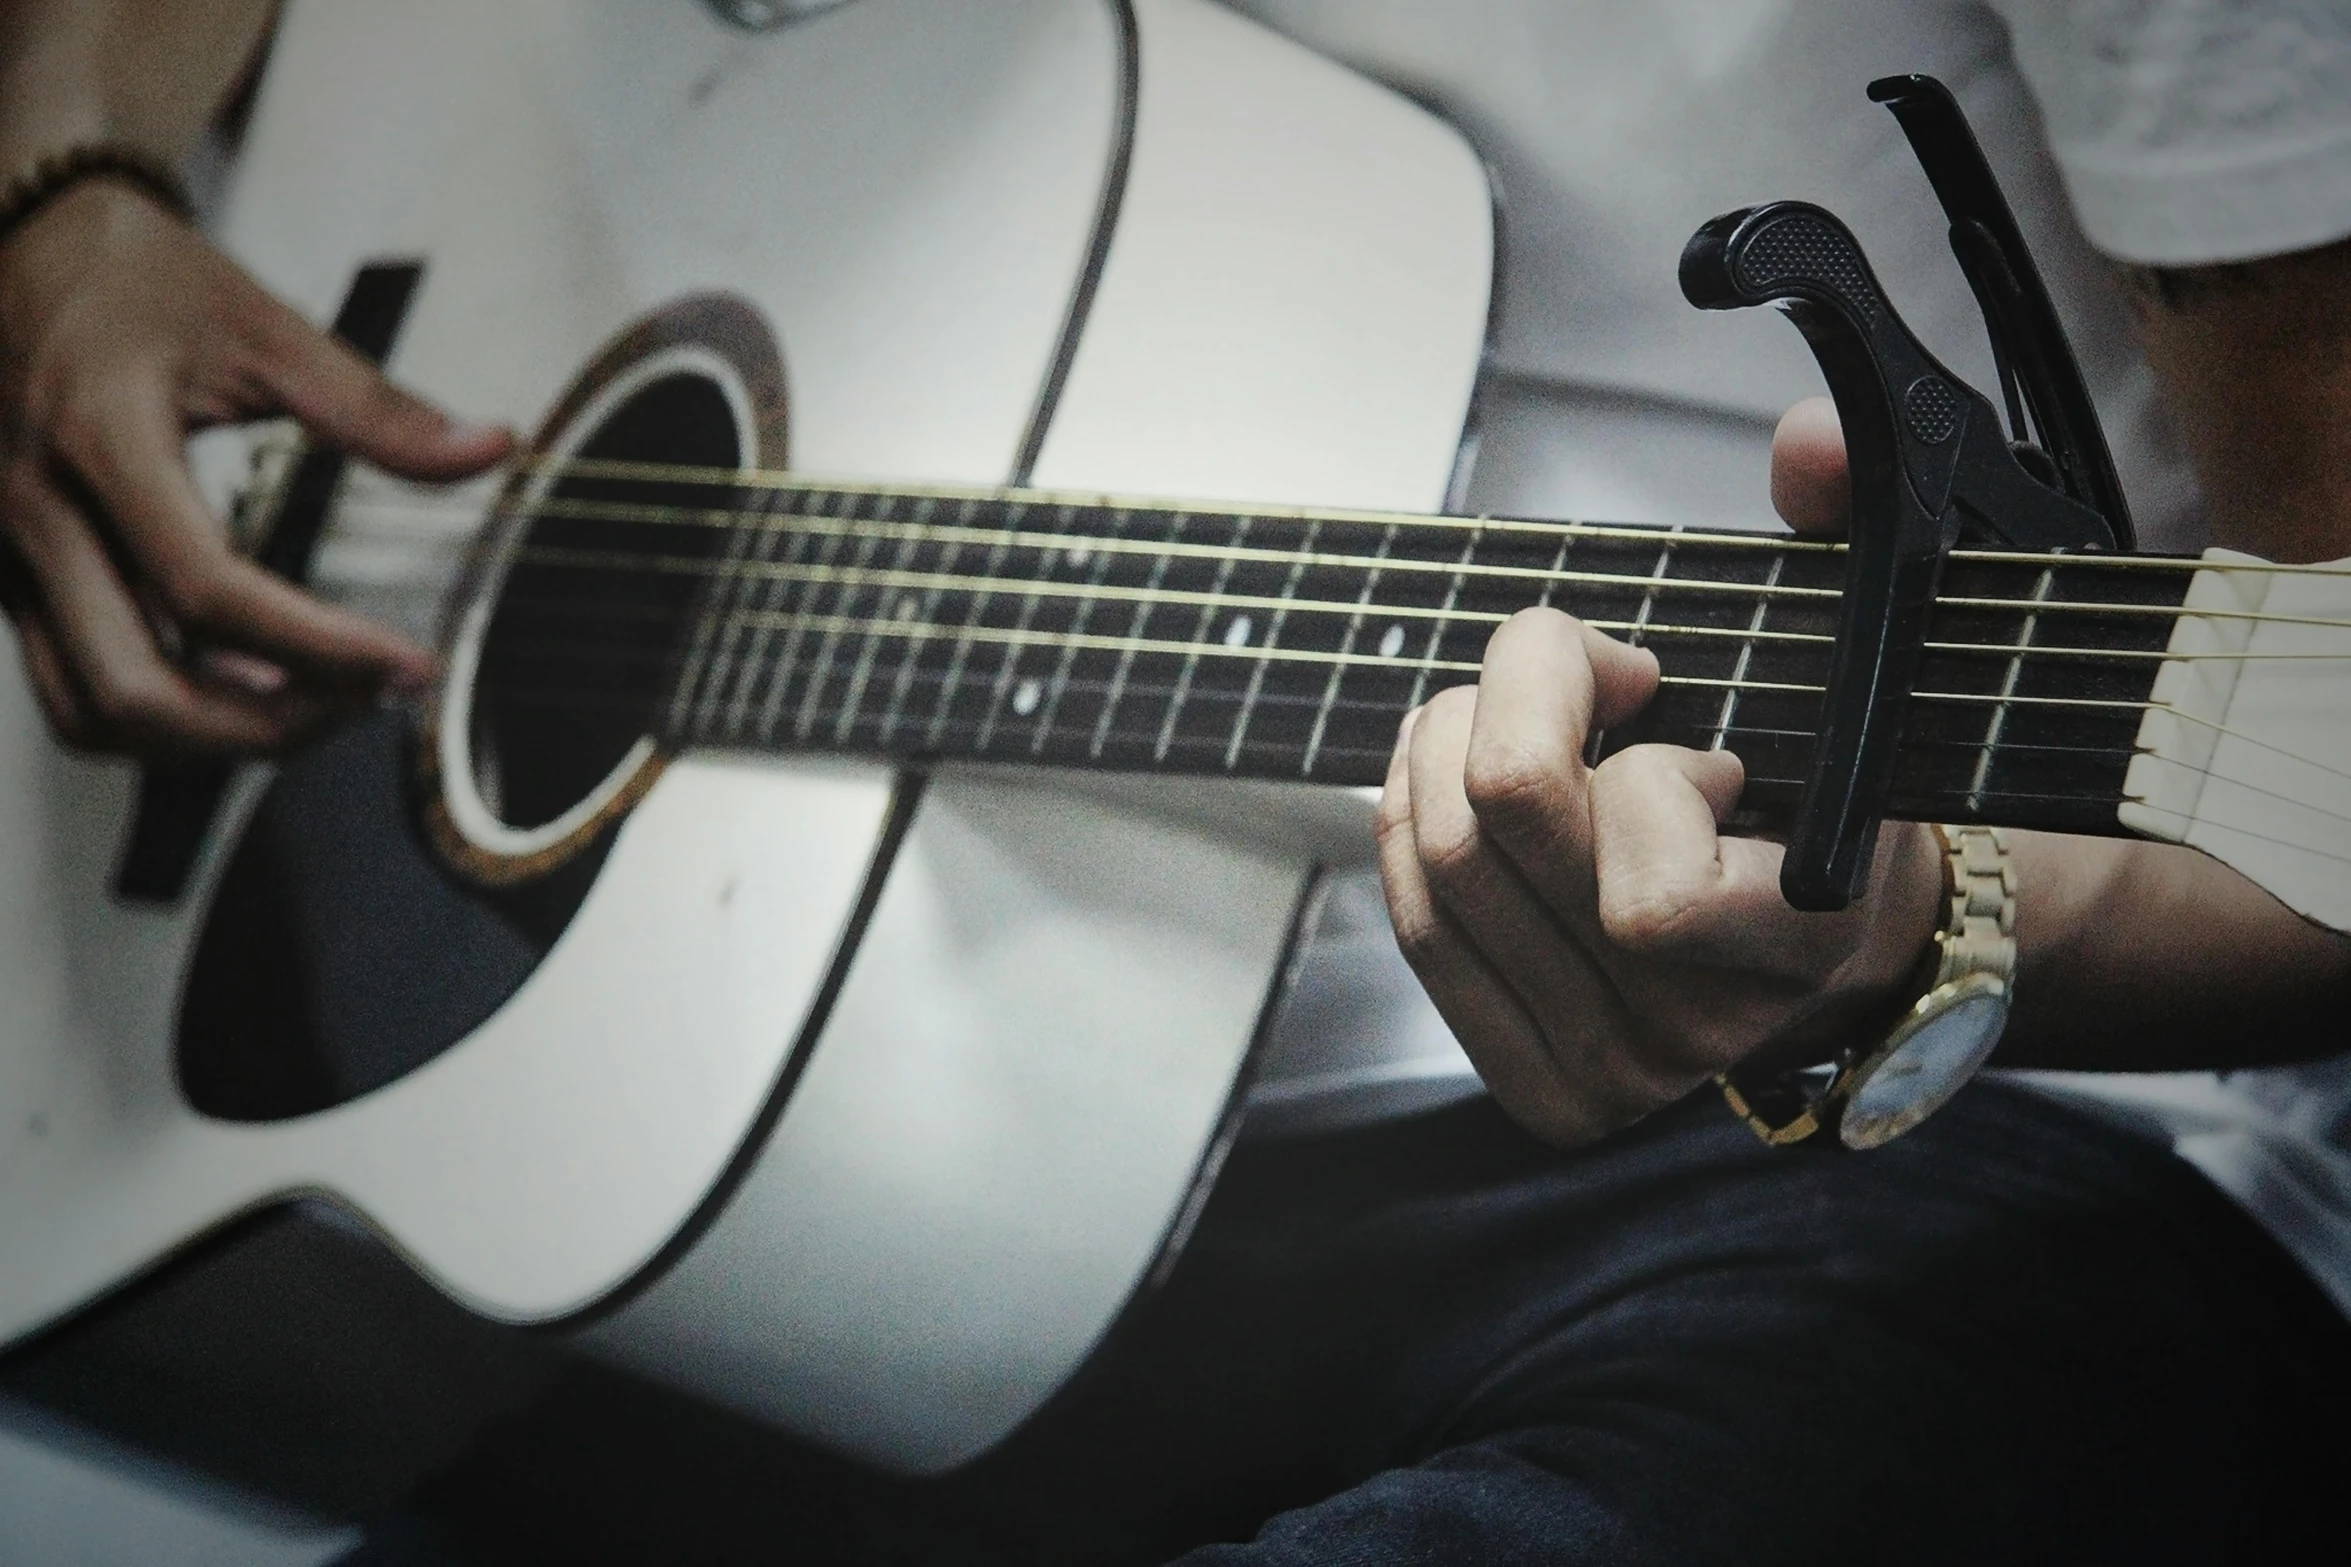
[445,417,513,446]
[195,649,290,696]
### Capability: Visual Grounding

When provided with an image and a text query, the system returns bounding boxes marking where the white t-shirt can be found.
[1232,0,2351,1315]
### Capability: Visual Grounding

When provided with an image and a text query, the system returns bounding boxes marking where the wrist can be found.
[0,141,191,261]
[1722,823,2016,1149]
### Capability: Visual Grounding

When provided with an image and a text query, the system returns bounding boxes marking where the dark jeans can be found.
[355,1080,2351,1564]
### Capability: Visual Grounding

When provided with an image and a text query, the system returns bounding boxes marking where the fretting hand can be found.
[0,180,512,755]
[1376,399,1945,1145]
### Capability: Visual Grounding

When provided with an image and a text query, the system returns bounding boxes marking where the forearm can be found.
[0,0,277,171]
[1986,242,2351,1071]
[1995,830,2351,1073]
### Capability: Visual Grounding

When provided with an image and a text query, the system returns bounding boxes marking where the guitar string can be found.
[456,600,2351,794]
[321,491,2351,641]
[483,538,2351,667]
[500,454,2351,589]
[456,603,2156,715]
[467,630,2155,760]
[508,456,2344,581]
[448,567,2351,822]
[465,682,2105,802]
[458,599,2351,831]
[447,669,2351,841]
[324,498,2351,780]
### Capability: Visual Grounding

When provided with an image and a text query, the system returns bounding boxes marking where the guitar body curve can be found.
[0,0,1492,1474]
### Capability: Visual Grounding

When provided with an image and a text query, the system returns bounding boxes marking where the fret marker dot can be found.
[1012,677,1043,717]
[1224,615,1255,649]
[1379,624,1406,659]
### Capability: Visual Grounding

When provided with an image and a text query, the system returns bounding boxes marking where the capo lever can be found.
[1676,74,2132,911]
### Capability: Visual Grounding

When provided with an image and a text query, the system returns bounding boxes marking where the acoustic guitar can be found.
[3,0,2345,1480]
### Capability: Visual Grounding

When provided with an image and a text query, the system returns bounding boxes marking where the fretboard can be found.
[501,463,2191,837]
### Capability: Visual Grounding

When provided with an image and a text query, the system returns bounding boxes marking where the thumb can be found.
[248,297,514,481]
[1770,396,1849,538]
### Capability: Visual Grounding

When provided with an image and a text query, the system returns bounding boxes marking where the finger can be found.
[7,610,94,748]
[1588,742,1764,967]
[1573,744,1811,1076]
[1591,742,1843,979]
[1592,745,1940,984]
[1402,688,1687,1135]
[1458,609,1654,924]
[1586,742,1902,1075]
[57,377,438,689]
[245,296,514,481]
[11,483,338,752]
[1378,710,1628,1143]
[1770,396,1849,537]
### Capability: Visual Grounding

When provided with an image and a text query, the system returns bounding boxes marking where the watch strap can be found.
[1718,824,2017,1148]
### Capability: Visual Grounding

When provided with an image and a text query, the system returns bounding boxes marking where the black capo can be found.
[1678,74,2134,912]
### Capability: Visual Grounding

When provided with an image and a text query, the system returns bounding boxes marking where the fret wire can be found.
[970,503,1065,754]
[1091,512,1189,760]
[711,482,805,740]
[744,485,846,741]
[691,484,787,739]
[1225,517,1322,772]
[1709,554,1783,753]
[696,482,786,738]
[1155,512,1257,763]
[1406,523,1483,712]
[1592,527,1683,765]
[828,491,922,746]
[1533,528,1575,611]
[662,481,767,736]
[1626,529,1681,648]
[875,495,953,747]
[789,491,894,741]
[1029,507,1133,756]
[921,498,1019,751]
[744,488,851,742]
[1969,565,2055,811]
[1303,521,1403,778]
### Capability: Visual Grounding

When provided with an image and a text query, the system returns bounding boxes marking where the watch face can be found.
[1840,979,2010,1151]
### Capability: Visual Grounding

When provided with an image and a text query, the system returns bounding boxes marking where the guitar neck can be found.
[513,463,2191,837]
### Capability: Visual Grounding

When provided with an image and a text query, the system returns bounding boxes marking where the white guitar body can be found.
[0,0,1491,1473]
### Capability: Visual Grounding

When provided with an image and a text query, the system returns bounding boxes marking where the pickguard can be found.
[175,710,608,1121]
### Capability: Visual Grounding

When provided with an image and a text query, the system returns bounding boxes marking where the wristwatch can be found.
[1720,825,2016,1151]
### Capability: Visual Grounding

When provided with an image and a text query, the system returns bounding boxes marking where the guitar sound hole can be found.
[175,366,753,1124]
[471,371,742,829]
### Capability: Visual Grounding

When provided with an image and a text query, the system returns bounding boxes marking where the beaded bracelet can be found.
[0,143,194,250]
